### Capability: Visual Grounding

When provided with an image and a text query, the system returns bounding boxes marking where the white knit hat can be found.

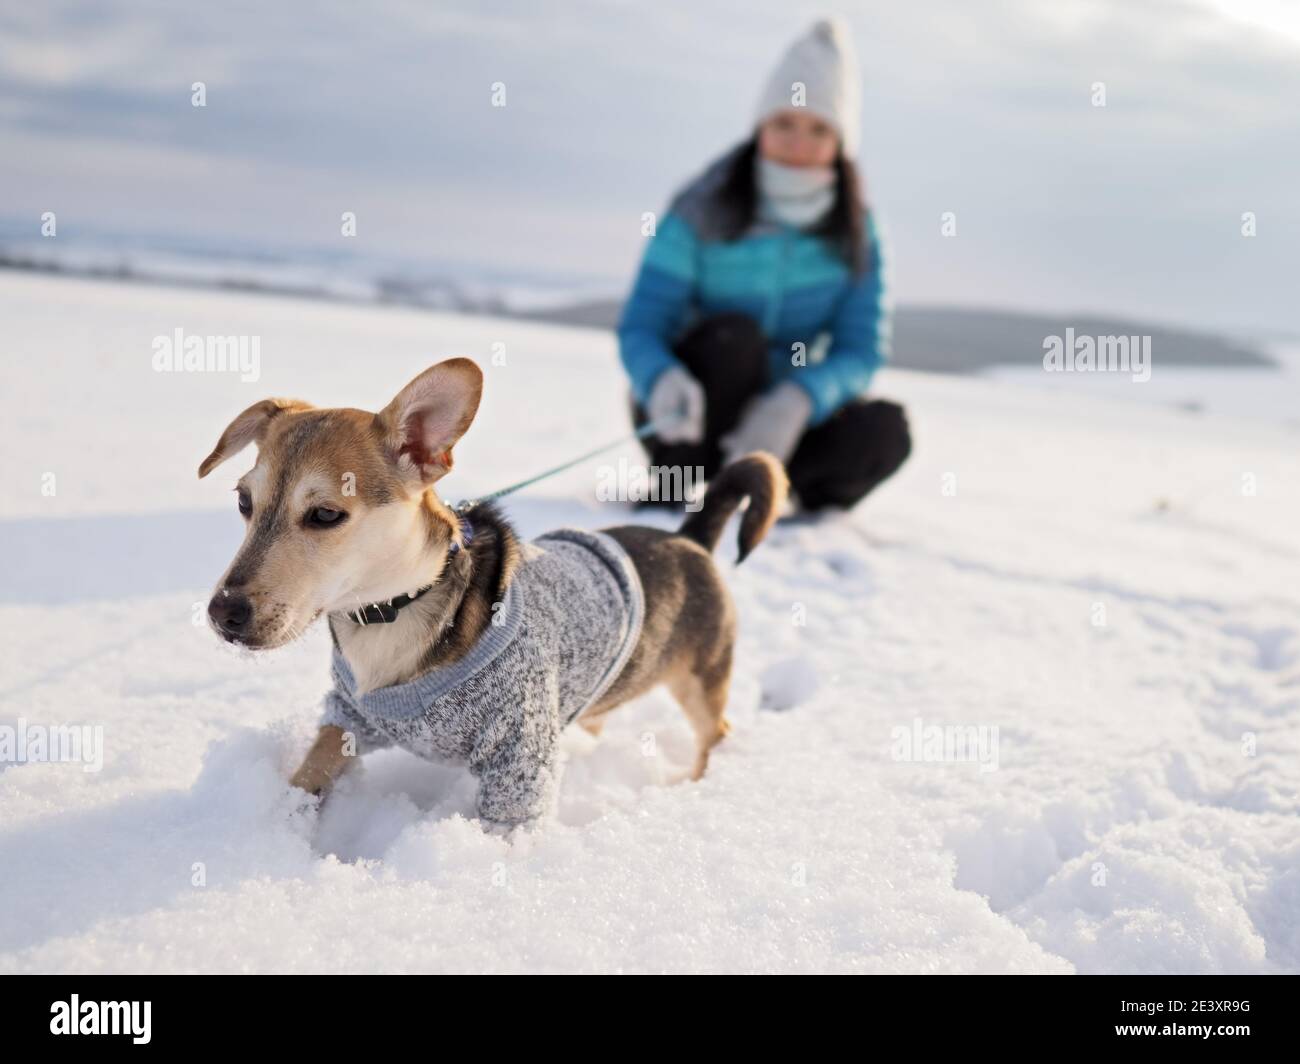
[753,17,862,157]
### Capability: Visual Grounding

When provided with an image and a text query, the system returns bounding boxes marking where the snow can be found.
[1,270,1297,974]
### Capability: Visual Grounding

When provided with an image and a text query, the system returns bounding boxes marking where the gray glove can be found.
[648,365,706,444]
[719,381,812,467]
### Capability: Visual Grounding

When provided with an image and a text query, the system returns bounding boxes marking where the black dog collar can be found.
[347,517,474,626]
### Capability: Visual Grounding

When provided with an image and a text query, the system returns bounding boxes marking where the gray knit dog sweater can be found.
[319,528,645,830]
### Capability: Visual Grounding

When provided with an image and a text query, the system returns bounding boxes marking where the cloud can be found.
[1,0,1296,331]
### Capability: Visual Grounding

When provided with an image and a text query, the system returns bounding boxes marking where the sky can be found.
[1,0,1298,335]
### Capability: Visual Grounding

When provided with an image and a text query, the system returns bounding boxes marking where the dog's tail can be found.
[677,451,789,563]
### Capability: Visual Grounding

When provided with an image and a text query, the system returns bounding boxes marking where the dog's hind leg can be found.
[668,649,733,782]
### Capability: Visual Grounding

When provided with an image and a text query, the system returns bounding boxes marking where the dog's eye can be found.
[306,506,347,529]
[236,489,252,517]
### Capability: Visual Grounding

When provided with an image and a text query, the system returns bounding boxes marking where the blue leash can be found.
[448,412,681,514]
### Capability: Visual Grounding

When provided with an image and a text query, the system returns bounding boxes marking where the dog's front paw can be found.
[278,782,324,835]
[288,762,333,799]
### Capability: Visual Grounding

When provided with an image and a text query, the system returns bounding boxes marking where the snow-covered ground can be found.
[1,271,1297,974]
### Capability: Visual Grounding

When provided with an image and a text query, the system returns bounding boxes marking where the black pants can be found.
[631,313,912,510]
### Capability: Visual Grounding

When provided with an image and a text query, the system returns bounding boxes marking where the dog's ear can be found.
[376,358,483,485]
[197,398,313,478]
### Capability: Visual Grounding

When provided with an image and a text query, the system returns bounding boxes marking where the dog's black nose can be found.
[208,591,253,638]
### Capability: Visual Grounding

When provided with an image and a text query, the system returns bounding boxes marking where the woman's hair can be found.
[712,136,871,275]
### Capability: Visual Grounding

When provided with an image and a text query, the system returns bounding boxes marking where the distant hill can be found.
[511,300,1275,372]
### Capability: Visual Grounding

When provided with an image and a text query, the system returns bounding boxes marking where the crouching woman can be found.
[618,18,911,512]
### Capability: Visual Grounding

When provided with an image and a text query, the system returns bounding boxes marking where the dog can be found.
[199,357,787,833]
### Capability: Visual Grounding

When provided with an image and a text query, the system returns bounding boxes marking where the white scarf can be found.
[756,157,837,228]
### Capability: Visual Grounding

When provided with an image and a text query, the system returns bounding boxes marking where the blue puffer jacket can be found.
[618,142,891,426]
